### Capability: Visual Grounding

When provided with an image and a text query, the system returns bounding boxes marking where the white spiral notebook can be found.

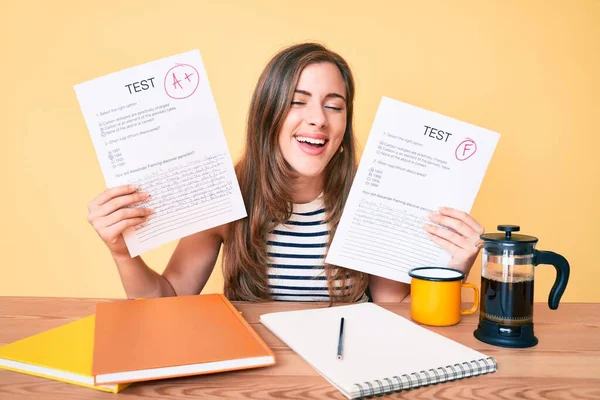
[260,303,496,399]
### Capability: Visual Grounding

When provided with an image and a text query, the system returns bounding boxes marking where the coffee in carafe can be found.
[474,225,570,348]
[481,270,534,327]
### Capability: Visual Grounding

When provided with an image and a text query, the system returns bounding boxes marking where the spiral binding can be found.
[352,356,496,399]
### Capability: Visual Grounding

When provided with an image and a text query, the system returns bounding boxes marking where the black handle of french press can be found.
[534,250,570,309]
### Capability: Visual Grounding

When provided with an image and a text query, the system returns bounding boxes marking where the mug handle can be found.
[460,283,479,315]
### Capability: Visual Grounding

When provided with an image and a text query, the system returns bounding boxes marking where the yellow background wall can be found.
[1,0,597,302]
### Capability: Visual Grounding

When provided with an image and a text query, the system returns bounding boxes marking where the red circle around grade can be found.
[164,64,200,99]
[455,138,477,161]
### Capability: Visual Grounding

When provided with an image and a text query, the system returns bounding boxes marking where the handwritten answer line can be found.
[137,198,231,238]
[133,156,229,199]
[138,170,229,200]
[137,169,223,190]
[134,155,226,184]
[356,199,431,222]
[138,174,230,209]
[354,210,432,238]
[354,207,435,240]
[354,209,431,230]
[145,184,232,217]
[355,199,458,238]
[124,154,237,244]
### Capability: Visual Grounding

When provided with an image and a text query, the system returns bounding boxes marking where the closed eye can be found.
[291,101,343,111]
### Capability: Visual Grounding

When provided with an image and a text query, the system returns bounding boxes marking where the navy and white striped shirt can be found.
[266,194,367,302]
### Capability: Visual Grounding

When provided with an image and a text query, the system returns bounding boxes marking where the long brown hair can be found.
[222,43,369,302]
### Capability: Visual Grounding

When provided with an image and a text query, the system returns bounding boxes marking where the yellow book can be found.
[0,315,129,393]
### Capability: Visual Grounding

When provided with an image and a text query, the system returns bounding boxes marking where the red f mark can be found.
[455,138,477,161]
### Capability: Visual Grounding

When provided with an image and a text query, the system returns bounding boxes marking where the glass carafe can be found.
[481,252,534,328]
[474,225,570,348]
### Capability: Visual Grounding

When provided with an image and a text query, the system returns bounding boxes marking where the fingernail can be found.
[129,184,138,190]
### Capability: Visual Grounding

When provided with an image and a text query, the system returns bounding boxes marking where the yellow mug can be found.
[409,267,479,326]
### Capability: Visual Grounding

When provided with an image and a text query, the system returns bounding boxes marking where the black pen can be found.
[337,317,345,360]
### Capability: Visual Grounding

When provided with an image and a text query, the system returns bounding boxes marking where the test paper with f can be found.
[74,50,246,257]
[326,97,499,283]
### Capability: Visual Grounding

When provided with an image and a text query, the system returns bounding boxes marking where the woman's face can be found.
[278,62,347,179]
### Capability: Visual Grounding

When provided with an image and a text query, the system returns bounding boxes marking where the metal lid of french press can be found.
[480,225,539,255]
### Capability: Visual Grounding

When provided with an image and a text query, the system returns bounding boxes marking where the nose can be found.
[305,102,327,129]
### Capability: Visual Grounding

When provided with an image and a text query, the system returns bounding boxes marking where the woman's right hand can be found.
[87,184,153,259]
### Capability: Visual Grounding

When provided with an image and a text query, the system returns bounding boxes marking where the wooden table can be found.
[0,298,599,399]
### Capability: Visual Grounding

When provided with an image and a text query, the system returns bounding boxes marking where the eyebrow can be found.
[294,89,346,103]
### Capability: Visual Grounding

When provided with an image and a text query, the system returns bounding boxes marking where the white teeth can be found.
[295,136,326,145]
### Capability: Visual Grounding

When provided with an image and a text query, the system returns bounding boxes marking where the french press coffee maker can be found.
[473,225,570,348]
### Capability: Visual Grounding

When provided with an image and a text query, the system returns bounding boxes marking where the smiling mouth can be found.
[294,135,328,148]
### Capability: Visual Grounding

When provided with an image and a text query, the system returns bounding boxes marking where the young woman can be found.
[86,43,484,303]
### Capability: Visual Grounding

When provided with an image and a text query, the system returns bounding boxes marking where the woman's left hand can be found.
[423,207,485,276]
